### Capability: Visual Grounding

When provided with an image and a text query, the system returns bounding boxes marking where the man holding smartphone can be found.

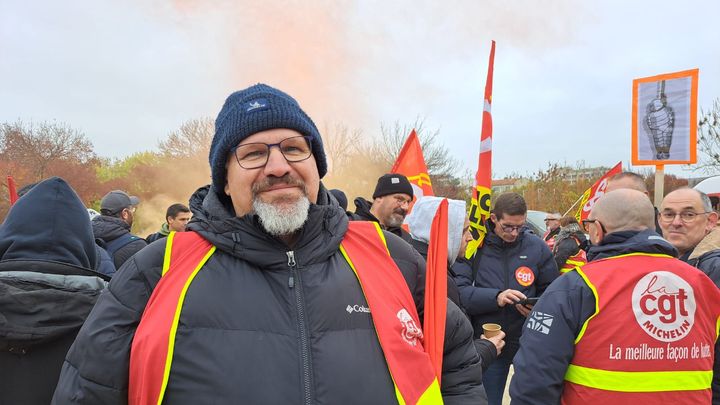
[454,192,559,405]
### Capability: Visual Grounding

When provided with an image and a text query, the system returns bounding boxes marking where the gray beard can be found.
[253,196,310,237]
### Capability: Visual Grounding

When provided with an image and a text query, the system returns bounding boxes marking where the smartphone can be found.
[515,297,539,306]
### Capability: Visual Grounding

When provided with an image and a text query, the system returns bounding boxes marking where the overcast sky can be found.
[2,0,718,179]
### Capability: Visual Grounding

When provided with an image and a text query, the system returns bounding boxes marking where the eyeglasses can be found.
[543,218,558,222]
[658,211,711,223]
[581,218,606,233]
[231,135,313,169]
[499,223,524,233]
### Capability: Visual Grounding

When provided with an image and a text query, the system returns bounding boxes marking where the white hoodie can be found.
[406,196,467,266]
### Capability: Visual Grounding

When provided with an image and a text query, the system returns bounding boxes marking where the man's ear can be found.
[224,182,231,196]
[707,211,719,233]
[490,213,497,224]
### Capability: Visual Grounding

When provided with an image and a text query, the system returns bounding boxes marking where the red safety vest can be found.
[543,230,556,251]
[562,253,720,404]
[129,223,442,405]
[560,236,587,274]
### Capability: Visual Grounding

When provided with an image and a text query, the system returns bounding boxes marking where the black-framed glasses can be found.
[658,211,711,223]
[231,135,313,169]
[581,218,606,234]
[544,218,558,223]
[499,223,524,233]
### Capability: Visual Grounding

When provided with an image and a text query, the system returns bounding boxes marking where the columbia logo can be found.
[519,255,527,259]
[346,304,371,314]
[246,99,268,112]
[527,311,554,335]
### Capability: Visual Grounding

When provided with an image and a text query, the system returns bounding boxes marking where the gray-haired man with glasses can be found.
[52,83,486,404]
[660,187,720,287]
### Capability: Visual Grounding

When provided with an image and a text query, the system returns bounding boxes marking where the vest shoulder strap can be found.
[129,231,215,405]
[341,221,442,405]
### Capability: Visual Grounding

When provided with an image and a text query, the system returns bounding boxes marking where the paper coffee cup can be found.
[482,323,502,338]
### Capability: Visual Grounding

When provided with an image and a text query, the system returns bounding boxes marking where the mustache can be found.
[393,208,407,217]
[252,174,307,195]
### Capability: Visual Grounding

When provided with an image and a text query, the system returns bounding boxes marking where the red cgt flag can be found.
[574,162,623,222]
[424,198,448,383]
[465,40,496,259]
[7,176,18,205]
[391,129,434,202]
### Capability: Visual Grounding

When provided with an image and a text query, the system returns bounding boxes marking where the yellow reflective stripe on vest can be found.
[156,233,216,405]
[565,364,712,392]
[573,266,600,344]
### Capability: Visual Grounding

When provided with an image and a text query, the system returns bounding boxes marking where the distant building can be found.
[492,178,528,194]
[557,166,610,184]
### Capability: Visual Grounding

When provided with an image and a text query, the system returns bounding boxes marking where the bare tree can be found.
[322,122,363,173]
[158,118,215,158]
[0,120,96,180]
[696,99,720,174]
[372,117,461,178]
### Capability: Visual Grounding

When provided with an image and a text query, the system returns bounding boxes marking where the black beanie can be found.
[372,174,414,199]
[209,84,327,194]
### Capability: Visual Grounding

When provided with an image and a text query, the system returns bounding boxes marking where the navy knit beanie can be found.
[209,84,327,193]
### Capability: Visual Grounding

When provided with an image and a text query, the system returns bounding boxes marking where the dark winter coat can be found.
[351,196,415,244]
[92,215,147,269]
[0,177,108,405]
[552,223,588,270]
[145,222,170,244]
[52,184,486,404]
[684,227,720,288]
[509,230,720,404]
[454,221,559,360]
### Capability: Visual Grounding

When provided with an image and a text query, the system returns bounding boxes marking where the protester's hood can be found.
[406,197,466,266]
[0,177,97,270]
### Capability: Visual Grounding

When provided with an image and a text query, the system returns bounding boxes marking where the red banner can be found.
[424,198,447,383]
[391,129,434,201]
[574,162,623,221]
[465,40,495,259]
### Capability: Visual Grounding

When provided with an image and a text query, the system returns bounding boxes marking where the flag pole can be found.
[562,194,585,217]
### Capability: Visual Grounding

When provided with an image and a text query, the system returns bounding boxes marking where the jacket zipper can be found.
[503,247,510,331]
[287,250,312,404]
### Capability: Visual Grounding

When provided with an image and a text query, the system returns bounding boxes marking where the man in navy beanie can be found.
[53,83,486,404]
[352,173,415,243]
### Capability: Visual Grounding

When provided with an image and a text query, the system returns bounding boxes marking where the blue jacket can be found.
[509,230,720,404]
[453,221,559,359]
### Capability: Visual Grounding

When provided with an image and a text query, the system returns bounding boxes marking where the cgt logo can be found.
[632,271,696,342]
[515,266,535,287]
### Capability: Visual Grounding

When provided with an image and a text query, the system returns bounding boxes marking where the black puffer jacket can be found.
[52,184,485,404]
[454,221,559,360]
[0,177,108,405]
[351,196,415,243]
[91,215,147,269]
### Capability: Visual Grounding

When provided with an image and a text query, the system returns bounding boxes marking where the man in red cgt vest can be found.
[510,189,720,404]
[510,188,720,404]
[52,83,486,405]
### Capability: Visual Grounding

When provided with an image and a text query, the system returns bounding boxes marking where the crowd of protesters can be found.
[2,83,720,404]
